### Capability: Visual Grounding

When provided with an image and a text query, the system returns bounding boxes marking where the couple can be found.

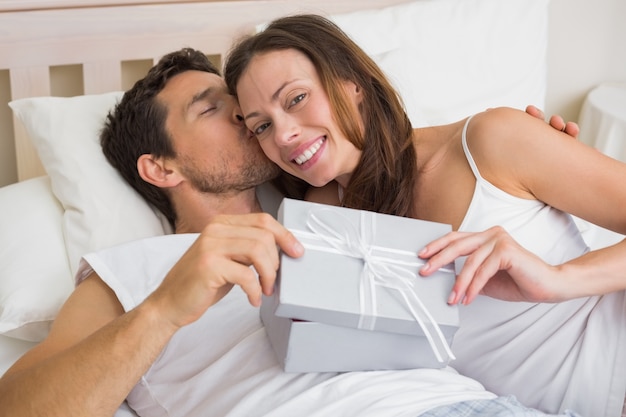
[2,14,624,417]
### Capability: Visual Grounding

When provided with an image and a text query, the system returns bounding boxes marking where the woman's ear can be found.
[137,154,183,188]
[345,81,364,105]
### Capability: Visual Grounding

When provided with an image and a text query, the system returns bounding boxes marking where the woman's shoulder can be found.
[469,106,527,133]
[462,107,544,194]
[464,107,538,153]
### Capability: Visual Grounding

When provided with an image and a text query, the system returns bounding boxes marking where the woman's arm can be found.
[419,107,626,304]
[471,107,626,233]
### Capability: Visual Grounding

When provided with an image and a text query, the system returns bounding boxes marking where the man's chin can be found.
[246,161,281,187]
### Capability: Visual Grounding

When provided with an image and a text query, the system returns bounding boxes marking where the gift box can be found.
[262,198,459,372]
[261,292,456,372]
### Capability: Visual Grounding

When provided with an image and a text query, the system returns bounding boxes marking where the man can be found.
[0,48,579,417]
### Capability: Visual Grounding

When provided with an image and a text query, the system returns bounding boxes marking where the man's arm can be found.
[0,213,303,417]
[0,275,173,416]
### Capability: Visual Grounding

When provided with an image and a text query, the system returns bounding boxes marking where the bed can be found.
[0,0,623,415]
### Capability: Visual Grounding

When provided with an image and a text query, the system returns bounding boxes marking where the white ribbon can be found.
[290,207,455,363]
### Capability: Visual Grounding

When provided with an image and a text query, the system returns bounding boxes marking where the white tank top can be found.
[451,116,626,417]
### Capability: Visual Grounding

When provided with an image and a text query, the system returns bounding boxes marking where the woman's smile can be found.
[291,136,326,166]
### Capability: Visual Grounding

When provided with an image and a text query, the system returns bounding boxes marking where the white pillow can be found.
[9,93,170,279]
[331,0,549,127]
[0,176,73,341]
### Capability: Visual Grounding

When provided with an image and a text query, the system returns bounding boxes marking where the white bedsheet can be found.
[0,335,36,375]
[0,332,495,417]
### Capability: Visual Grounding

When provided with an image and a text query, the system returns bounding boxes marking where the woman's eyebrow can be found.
[243,79,297,122]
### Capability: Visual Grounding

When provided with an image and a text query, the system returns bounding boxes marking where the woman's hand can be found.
[418,226,573,305]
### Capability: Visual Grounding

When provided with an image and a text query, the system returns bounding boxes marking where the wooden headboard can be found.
[0,0,409,182]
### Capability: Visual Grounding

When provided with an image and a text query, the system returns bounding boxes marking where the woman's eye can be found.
[289,93,306,107]
[200,107,216,115]
[255,122,270,135]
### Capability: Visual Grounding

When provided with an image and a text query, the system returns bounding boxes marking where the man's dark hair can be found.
[100,48,220,229]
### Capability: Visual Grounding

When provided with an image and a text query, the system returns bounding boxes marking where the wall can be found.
[546,0,626,123]
[0,0,624,187]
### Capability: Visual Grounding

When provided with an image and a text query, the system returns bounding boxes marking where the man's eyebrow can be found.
[186,87,214,112]
[243,80,293,122]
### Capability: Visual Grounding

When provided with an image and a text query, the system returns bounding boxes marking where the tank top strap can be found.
[461,115,484,181]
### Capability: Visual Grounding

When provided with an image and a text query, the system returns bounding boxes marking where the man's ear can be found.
[137,154,183,188]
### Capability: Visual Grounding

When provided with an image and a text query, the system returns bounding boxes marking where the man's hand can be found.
[525,105,580,138]
[148,213,304,330]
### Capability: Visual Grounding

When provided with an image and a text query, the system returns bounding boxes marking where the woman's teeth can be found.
[294,138,324,165]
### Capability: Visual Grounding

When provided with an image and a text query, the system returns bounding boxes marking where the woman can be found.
[224,14,626,417]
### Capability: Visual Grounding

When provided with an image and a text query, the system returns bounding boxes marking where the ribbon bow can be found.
[291,207,455,363]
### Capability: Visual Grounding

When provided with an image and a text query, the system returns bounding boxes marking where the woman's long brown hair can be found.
[224,14,416,217]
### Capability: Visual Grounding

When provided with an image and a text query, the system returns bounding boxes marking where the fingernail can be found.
[447,290,457,305]
[420,262,431,274]
[418,247,428,257]
[293,241,304,256]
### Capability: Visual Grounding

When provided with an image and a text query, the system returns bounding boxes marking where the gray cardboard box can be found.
[261,199,460,372]
[261,292,455,372]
